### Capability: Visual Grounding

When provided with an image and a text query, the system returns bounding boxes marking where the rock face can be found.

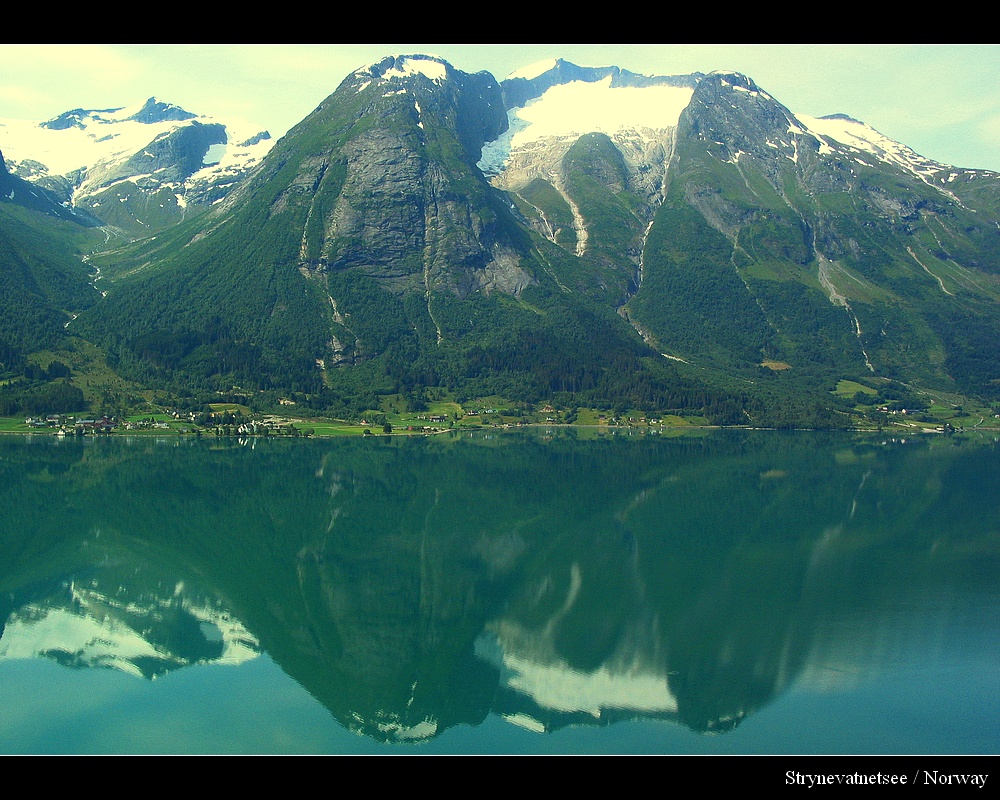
[110,121,229,188]
[300,55,531,299]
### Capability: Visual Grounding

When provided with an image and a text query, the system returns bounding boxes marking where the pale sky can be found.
[2,44,999,172]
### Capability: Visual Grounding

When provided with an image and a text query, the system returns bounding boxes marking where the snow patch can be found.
[798,113,938,175]
[795,112,969,201]
[479,76,692,174]
[505,58,559,81]
[382,56,447,84]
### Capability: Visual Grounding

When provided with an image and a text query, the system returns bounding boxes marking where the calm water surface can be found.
[1,429,997,755]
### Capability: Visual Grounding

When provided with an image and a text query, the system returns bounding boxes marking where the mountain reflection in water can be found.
[1,430,998,750]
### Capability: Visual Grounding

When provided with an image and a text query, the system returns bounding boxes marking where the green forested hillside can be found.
[0,203,98,355]
[0,202,102,414]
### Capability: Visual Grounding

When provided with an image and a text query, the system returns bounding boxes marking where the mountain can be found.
[0,97,273,237]
[9,54,1000,425]
[489,60,1000,402]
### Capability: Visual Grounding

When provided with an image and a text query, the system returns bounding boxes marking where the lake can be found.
[1,428,998,756]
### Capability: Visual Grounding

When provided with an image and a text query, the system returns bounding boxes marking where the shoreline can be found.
[3,420,990,438]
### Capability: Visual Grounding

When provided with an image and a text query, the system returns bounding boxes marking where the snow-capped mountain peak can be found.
[0,97,273,235]
[40,97,197,131]
[352,54,451,93]
[504,57,562,81]
[791,110,978,198]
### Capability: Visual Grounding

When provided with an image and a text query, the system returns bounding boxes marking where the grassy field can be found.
[124,413,174,423]
[291,420,382,436]
[833,379,878,398]
[0,418,32,433]
[208,403,252,415]
[30,338,152,410]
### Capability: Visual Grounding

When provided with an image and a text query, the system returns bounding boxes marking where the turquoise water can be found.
[1,430,997,754]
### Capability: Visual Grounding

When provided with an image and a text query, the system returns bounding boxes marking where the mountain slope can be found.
[651,73,1000,398]
[1,151,101,359]
[491,64,1000,404]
